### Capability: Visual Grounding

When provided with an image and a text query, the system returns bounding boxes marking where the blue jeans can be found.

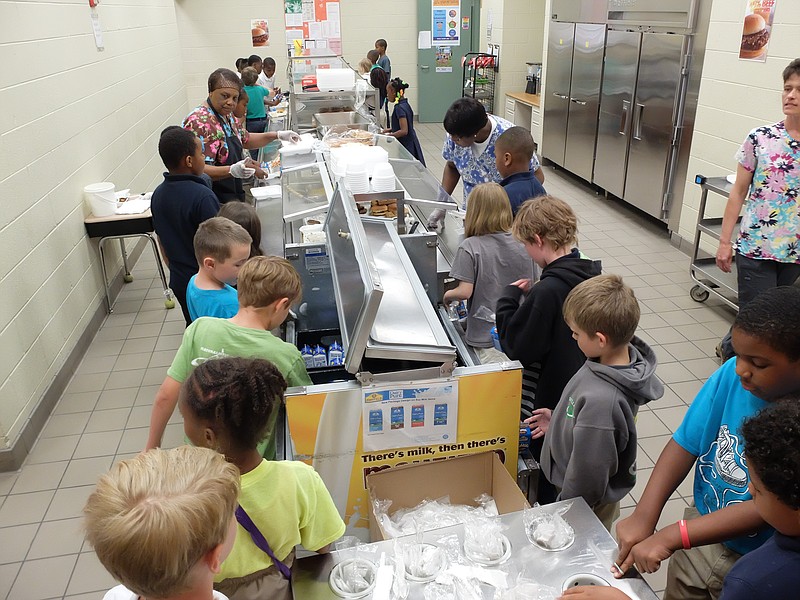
[245,117,267,160]
[719,254,800,360]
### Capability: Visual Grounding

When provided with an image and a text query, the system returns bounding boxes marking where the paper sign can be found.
[418,30,432,50]
[739,0,777,62]
[435,46,453,73]
[362,379,458,452]
[90,9,104,50]
[462,16,470,29]
[432,0,460,46]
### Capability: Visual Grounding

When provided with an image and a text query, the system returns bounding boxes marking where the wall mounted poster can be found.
[284,0,341,55]
[435,46,453,73]
[432,0,460,46]
[739,0,777,62]
[251,19,269,47]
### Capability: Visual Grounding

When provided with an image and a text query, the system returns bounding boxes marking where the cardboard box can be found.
[366,451,530,541]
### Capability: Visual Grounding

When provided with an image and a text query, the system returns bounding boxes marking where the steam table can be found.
[83,210,175,313]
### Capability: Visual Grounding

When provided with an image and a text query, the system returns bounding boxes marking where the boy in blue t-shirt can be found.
[151,127,220,326]
[614,286,800,600]
[562,399,800,600]
[186,217,251,321]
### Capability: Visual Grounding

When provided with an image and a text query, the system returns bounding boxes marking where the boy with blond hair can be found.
[146,255,312,459]
[496,195,601,503]
[538,274,663,530]
[187,217,252,321]
[84,446,240,600]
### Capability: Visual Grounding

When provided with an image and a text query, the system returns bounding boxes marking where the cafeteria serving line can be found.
[0,121,732,599]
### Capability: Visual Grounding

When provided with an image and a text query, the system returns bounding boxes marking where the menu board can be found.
[285,0,342,55]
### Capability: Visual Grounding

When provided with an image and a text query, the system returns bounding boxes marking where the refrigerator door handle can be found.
[620,100,631,135]
[569,97,587,105]
[632,102,645,141]
[552,92,569,100]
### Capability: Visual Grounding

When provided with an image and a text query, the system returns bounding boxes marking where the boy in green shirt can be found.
[146,255,312,459]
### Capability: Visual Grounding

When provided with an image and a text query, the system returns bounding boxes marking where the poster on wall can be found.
[739,0,777,62]
[361,379,458,452]
[251,19,269,47]
[432,0,460,46]
[435,46,453,73]
[284,0,341,55]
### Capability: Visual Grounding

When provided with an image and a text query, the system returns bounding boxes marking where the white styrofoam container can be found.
[316,68,355,92]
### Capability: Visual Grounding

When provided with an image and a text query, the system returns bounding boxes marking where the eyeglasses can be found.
[450,133,478,143]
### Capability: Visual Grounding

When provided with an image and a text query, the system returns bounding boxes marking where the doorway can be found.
[417,0,480,123]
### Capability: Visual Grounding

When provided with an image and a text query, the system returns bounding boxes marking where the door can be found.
[417,0,480,123]
[541,21,575,167]
[563,23,606,181]
[624,33,684,218]
[594,29,641,197]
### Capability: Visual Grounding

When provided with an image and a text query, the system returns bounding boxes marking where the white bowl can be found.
[372,163,395,178]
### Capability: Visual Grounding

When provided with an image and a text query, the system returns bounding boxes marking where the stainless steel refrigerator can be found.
[542,0,709,227]
[593,30,689,219]
[541,22,606,183]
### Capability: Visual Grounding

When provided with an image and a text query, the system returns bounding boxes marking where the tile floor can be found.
[0,123,738,599]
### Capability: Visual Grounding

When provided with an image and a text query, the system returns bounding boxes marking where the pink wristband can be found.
[679,519,691,550]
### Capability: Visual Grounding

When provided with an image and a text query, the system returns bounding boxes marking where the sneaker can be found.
[714,425,747,488]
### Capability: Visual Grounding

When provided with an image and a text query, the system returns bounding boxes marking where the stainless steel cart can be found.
[689,175,739,310]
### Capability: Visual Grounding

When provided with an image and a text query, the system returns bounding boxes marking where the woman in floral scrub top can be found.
[440,98,544,210]
[182,68,297,203]
[716,58,800,360]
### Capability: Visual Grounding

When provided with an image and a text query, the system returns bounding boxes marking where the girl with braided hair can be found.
[179,356,345,600]
[383,77,426,165]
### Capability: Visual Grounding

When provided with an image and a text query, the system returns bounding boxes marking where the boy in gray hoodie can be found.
[538,274,664,531]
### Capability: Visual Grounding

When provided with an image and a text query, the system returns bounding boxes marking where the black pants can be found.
[719,254,800,359]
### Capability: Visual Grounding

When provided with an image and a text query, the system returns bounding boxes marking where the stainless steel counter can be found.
[292,498,658,599]
[361,219,454,363]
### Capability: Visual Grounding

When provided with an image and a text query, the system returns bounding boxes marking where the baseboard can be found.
[0,239,149,472]
[669,231,693,256]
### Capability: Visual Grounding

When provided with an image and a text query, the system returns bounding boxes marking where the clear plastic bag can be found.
[463,515,511,565]
[354,78,367,111]
[330,537,378,597]
[471,305,496,323]
[523,502,575,551]
[373,494,500,539]
[322,126,376,148]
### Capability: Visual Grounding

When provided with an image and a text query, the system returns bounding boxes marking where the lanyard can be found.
[235,505,292,580]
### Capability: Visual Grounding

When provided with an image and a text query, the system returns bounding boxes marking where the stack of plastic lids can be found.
[345,163,369,194]
[371,163,396,192]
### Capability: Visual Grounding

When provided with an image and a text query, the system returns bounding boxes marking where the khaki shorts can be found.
[664,506,741,600]
[592,501,620,533]
[215,551,295,600]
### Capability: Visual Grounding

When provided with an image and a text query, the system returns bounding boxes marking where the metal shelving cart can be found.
[462,47,498,114]
[689,174,740,310]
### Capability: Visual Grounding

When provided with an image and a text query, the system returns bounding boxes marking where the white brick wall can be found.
[677,2,800,242]
[0,0,186,447]
[174,1,420,109]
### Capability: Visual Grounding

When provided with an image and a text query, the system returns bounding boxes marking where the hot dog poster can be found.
[739,0,777,62]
